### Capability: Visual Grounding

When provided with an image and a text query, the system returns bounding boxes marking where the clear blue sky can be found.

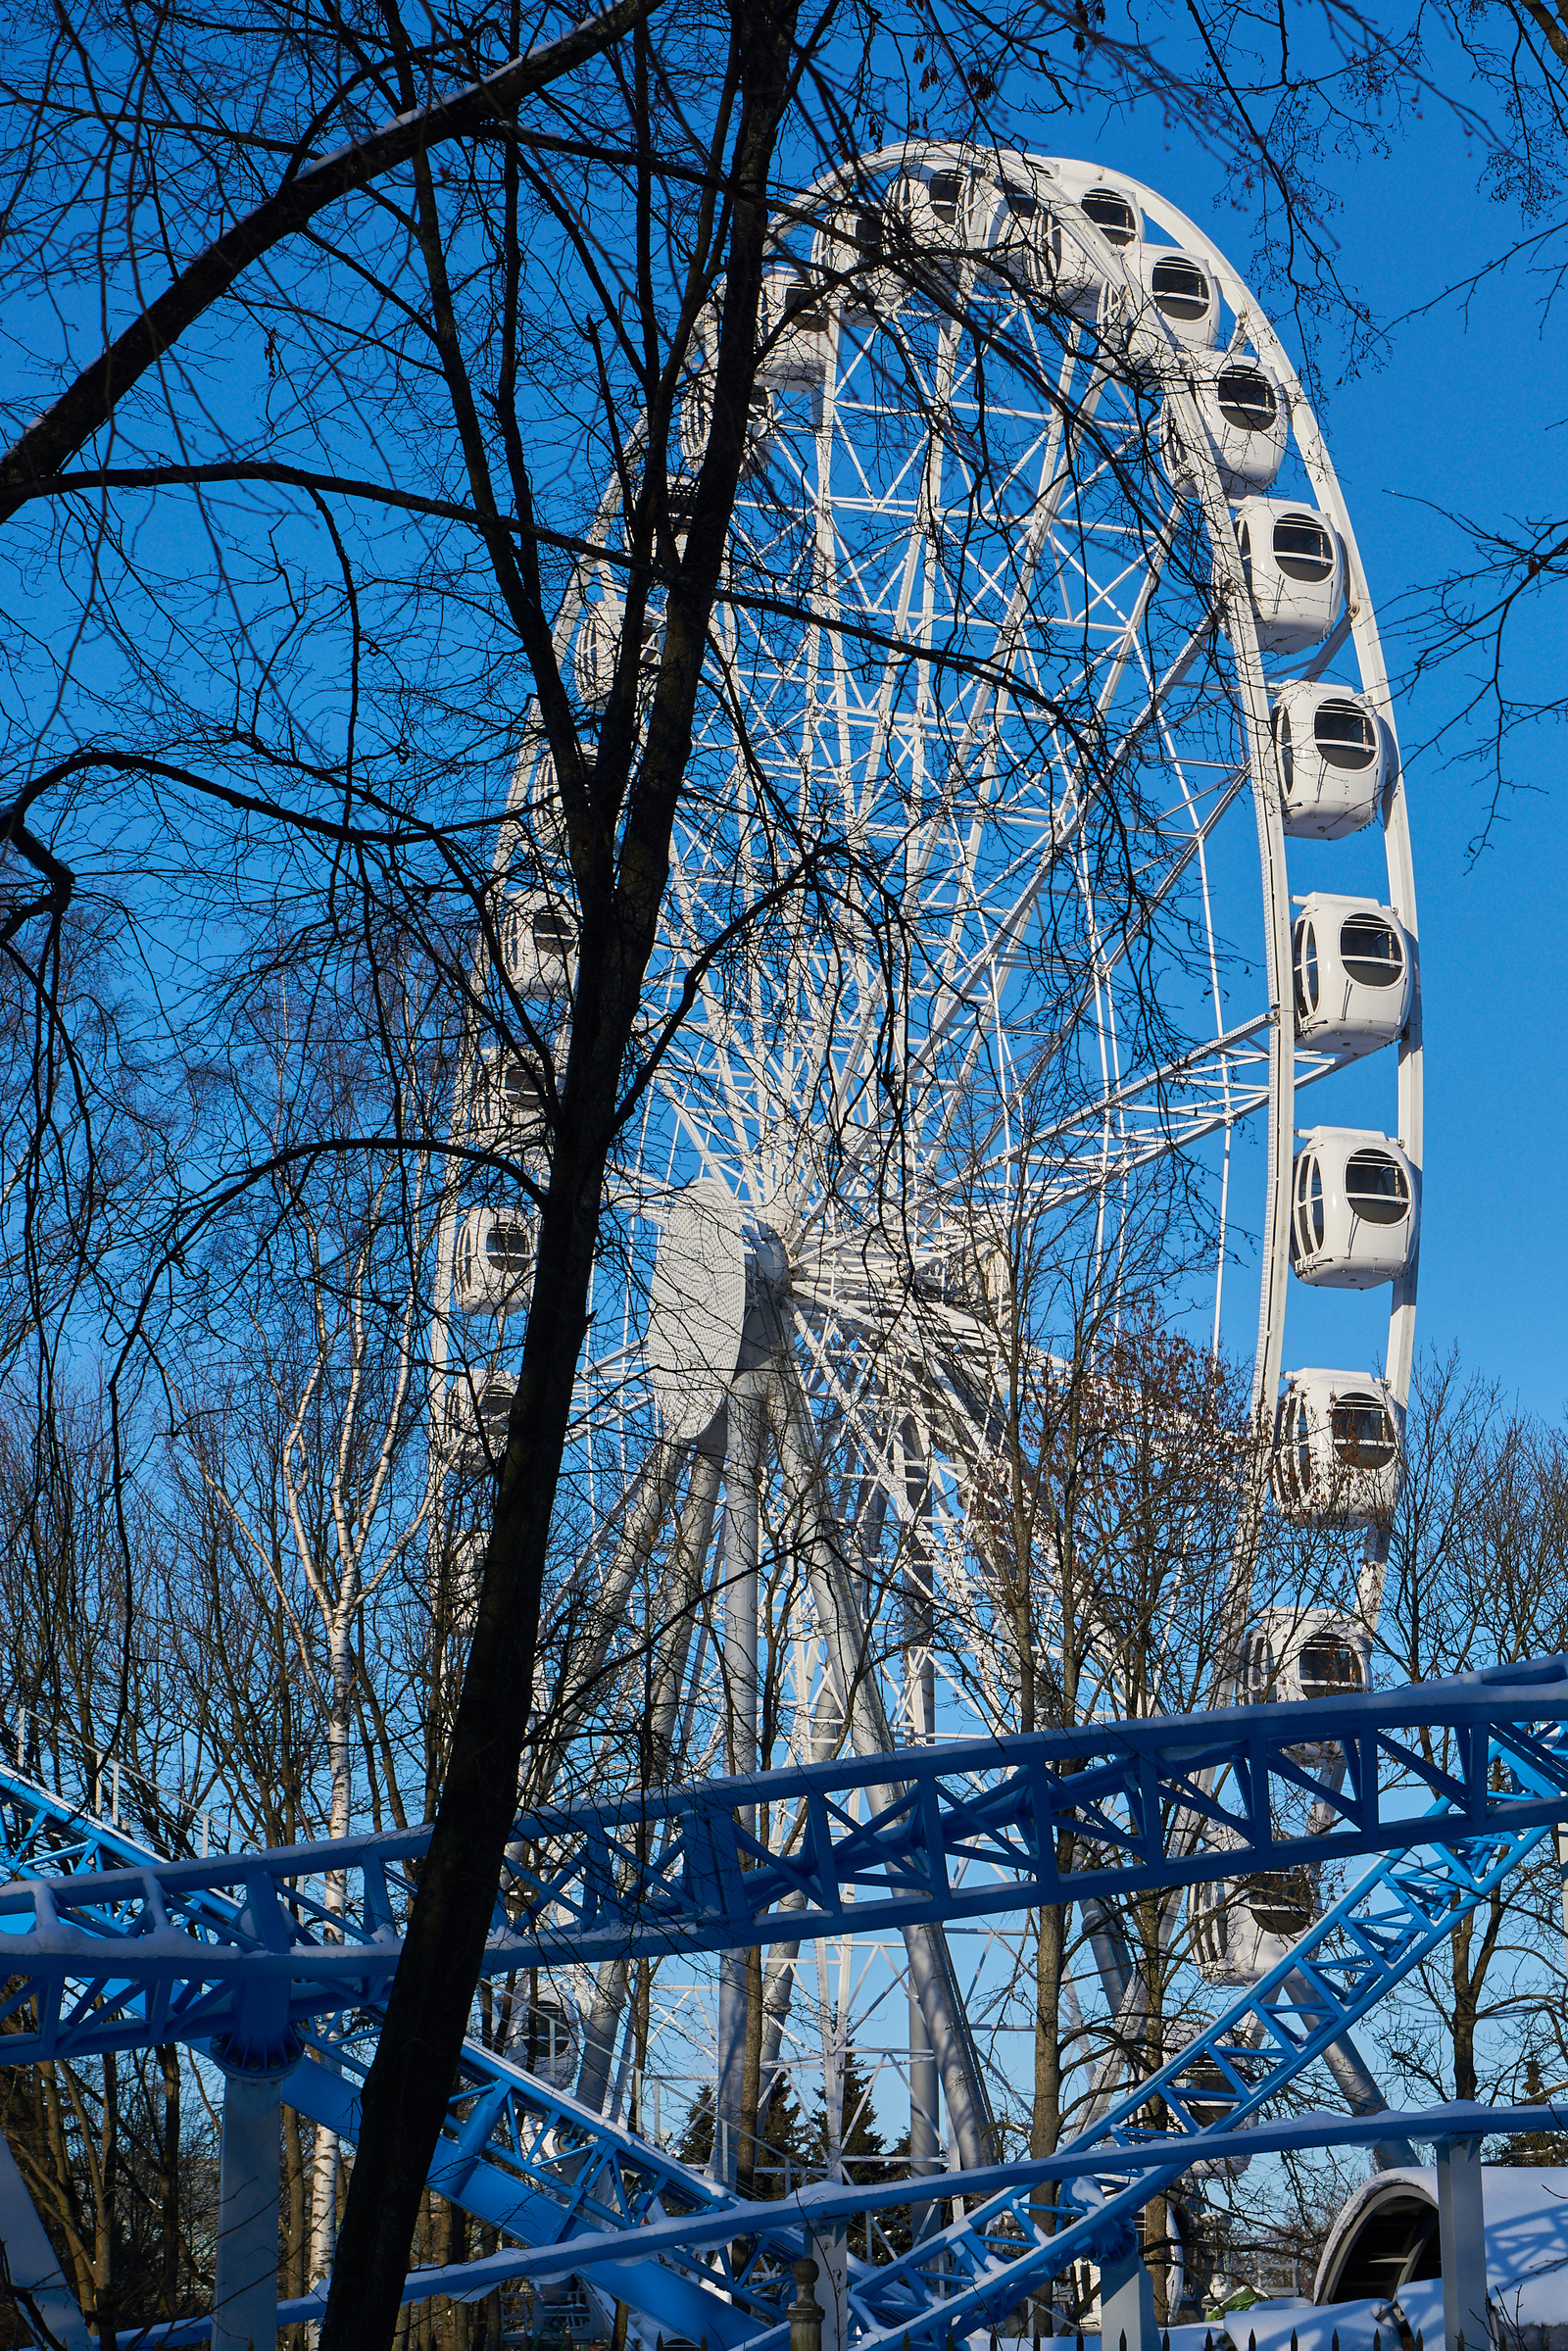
[1012,53,1568,1418]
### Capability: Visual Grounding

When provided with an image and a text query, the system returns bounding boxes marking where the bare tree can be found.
[0,0,1530,2326]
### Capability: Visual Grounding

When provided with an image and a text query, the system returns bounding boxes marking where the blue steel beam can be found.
[9,1670,1568,2351]
[0,1784,812,2346]
[7,1656,1568,2068]
[124,2096,1568,2350]
[424,2098,1568,2284]
[284,2018,794,2347]
[793,1717,1568,2351]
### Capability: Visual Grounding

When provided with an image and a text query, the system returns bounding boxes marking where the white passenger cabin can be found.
[1077,182,1142,249]
[1241,1604,1372,1772]
[500,890,575,1002]
[1274,680,1386,838]
[759,269,831,399]
[453,1208,534,1315]
[1291,1125,1418,1289]
[966,157,1088,307]
[448,1372,516,1472]
[1293,895,1413,1056]
[889,158,973,270]
[976,171,1141,316]
[1118,246,1220,361]
[1159,357,1287,498]
[1228,497,1346,655]
[468,1050,549,1149]
[1192,1863,1319,1986]
[808,193,885,310]
[1273,1369,1401,1527]
[1242,1605,1372,1710]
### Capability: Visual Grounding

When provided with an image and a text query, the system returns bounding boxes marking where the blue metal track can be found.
[7,1656,1568,2068]
[7,1660,1568,2349]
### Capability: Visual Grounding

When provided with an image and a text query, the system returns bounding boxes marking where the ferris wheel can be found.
[432,146,1420,2272]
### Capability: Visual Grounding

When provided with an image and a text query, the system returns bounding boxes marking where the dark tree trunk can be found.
[317,2,805,2341]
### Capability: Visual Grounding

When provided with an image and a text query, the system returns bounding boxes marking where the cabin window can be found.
[483,1220,532,1273]
[1293,919,1319,1019]
[1295,1154,1324,1255]
[1297,1632,1366,1697]
[1331,1393,1396,1470]
[1340,914,1403,989]
[1151,256,1210,320]
[1216,369,1277,431]
[1345,1150,1408,1226]
[1314,699,1378,770]
[1082,188,1137,245]
[1273,514,1335,583]
[928,171,962,226]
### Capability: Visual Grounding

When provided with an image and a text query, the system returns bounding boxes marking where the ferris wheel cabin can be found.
[808,192,886,309]
[467,1049,548,1147]
[1291,1125,1418,1289]
[446,1371,516,1471]
[1272,1370,1401,1527]
[500,891,576,1001]
[1227,495,1346,655]
[1121,247,1220,359]
[453,1208,535,1316]
[1273,679,1388,837]
[1159,357,1288,498]
[1191,1862,1321,1986]
[1293,894,1413,1056]
[1241,1607,1373,1779]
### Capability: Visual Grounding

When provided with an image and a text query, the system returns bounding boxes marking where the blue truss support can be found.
[8,1658,1568,2071]
[9,1670,1568,2351]
[0,1786,807,2345]
[284,2023,790,2347]
[793,1728,1568,2351]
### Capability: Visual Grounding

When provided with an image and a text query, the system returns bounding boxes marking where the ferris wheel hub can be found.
[646,1183,792,1440]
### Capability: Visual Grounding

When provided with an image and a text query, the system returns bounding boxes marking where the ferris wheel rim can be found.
[440,136,1422,1676]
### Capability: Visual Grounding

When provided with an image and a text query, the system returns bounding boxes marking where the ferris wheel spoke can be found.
[908,750,1261,1195]
[819,565,1215,1209]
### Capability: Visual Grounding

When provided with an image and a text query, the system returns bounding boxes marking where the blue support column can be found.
[1436,2135,1488,2351]
[0,2130,91,2351]
[213,2072,281,2351]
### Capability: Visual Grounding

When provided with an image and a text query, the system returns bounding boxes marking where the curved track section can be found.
[4,1663,1568,2348]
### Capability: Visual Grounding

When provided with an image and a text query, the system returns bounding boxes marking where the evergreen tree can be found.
[754,2075,816,2199]
[672,2076,815,2197]
[1490,2058,1568,2165]
[676,2085,714,2171]
[810,2043,889,2185]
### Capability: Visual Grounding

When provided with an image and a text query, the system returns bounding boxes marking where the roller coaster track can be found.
[6,1655,1568,2348]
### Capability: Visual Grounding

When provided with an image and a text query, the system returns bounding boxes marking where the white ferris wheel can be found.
[432,145,1421,2255]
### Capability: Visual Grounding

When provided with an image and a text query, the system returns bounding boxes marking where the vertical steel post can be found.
[807,2229,847,2351]
[1099,2240,1158,2351]
[1436,2135,1488,2351]
[213,2072,282,2351]
[904,1419,939,2245]
[714,1386,762,2187]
